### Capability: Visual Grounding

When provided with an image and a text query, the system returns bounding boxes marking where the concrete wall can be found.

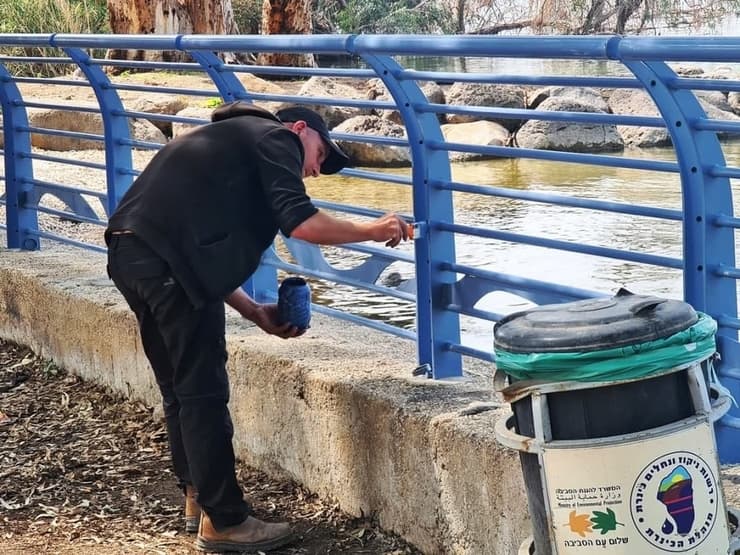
[0,244,531,554]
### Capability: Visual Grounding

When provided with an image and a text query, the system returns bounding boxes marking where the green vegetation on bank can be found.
[0,0,109,34]
[0,0,108,76]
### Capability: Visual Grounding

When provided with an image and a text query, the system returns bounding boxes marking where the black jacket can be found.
[105,105,317,307]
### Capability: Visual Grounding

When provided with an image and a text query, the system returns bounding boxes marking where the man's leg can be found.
[154,297,250,527]
[138,267,293,551]
[107,236,192,489]
[107,235,249,527]
[136,310,202,531]
[107,235,292,551]
[137,313,191,487]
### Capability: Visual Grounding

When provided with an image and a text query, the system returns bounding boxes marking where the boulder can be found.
[237,73,287,95]
[171,107,213,139]
[696,90,732,113]
[702,101,740,139]
[528,86,610,113]
[26,104,166,151]
[516,97,623,153]
[609,88,740,147]
[234,73,289,115]
[678,67,739,109]
[366,78,446,124]
[608,89,671,147]
[445,82,527,131]
[730,92,740,115]
[129,95,189,137]
[285,77,369,128]
[673,65,705,77]
[130,119,168,146]
[440,120,510,162]
[706,66,736,81]
[333,115,410,167]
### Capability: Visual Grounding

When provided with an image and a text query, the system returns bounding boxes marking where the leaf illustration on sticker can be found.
[590,508,623,535]
[566,510,593,537]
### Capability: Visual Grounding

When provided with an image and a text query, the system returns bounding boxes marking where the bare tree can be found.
[528,0,738,34]
[441,0,535,34]
[106,0,239,63]
[257,0,315,69]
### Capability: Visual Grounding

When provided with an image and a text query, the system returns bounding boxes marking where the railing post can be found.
[0,61,38,250]
[187,50,245,103]
[61,46,133,216]
[244,248,279,303]
[624,59,740,462]
[355,47,462,378]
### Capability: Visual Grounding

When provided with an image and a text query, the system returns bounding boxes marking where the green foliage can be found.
[0,0,108,34]
[42,360,61,379]
[0,0,109,77]
[232,0,263,34]
[313,0,347,33]
[336,0,456,34]
[203,97,224,108]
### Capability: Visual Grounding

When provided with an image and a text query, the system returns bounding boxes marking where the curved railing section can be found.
[2,33,740,459]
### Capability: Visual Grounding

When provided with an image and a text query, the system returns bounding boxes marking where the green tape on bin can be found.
[494,312,717,382]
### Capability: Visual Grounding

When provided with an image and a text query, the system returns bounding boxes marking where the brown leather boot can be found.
[184,485,201,533]
[195,511,294,553]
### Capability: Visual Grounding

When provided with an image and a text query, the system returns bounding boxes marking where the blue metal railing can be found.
[2,33,740,460]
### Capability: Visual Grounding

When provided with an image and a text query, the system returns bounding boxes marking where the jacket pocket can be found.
[199,232,229,247]
[126,256,170,280]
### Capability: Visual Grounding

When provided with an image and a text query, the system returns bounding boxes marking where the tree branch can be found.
[468,20,534,34]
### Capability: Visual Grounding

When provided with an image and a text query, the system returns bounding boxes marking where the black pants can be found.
[107,233,250,529]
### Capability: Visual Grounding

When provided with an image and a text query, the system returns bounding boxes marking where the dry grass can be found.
[0,338,420,554]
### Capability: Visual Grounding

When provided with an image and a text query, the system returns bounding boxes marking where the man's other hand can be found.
[251,303,305,339]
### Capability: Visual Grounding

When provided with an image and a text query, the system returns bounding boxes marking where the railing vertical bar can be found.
[357,48,462,379]
[0,61,38,249]
[61,47,133,216]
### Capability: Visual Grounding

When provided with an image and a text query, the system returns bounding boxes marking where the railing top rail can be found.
[0,33,738,62]
[616,36,740,61]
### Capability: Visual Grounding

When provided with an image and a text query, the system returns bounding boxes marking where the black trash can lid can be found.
[493,289,698,353]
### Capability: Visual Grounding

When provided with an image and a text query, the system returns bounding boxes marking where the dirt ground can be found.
[0,338,421,555]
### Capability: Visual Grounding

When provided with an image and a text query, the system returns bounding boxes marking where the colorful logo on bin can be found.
[630,451,718,552]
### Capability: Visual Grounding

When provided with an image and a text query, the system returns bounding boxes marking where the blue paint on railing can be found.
[2,33,740,460]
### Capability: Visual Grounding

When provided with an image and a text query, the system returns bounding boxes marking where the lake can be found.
[308,22,740,353]
[297,141,740,353]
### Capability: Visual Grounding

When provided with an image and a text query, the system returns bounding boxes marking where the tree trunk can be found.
[456,0,466,33]
[257,0,315,69]
[615,0,643,34]
[106,0,238,65]
[578,0,607,33]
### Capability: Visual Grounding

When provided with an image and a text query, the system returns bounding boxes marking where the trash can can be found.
[493,290,733,554]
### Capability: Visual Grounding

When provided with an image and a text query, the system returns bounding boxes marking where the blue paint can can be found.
[278,276,311,330]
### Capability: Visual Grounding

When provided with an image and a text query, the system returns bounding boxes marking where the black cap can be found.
[276,106,349,175]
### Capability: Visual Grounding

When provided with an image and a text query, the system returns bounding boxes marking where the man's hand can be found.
[370,213,411,248]
[225,289,304,339]
[250,303,305,339]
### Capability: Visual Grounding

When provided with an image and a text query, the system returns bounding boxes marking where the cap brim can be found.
[319,134,349,175]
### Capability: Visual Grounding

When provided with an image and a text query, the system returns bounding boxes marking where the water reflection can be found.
[291,141,740,352]
[394,56,630,77]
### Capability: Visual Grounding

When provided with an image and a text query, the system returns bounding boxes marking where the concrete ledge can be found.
[0,244,530,554]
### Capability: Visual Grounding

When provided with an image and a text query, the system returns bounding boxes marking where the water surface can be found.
[296,142,740,353]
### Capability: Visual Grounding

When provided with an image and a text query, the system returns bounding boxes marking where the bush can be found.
[0,0,109,77]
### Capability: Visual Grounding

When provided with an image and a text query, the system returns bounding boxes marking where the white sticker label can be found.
[542,422,729,554]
